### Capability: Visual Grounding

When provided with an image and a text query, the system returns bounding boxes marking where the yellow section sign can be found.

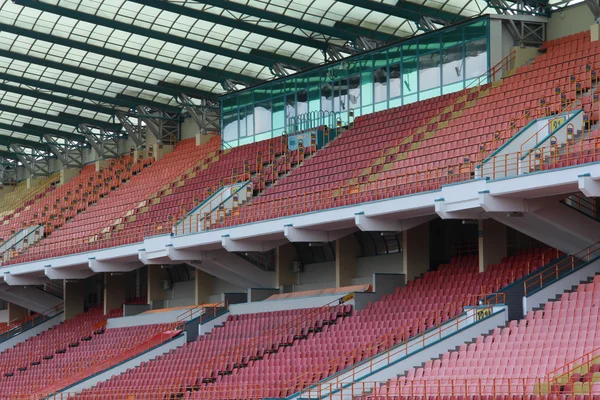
[550,116,566,133]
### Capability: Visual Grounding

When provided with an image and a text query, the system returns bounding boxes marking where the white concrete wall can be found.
[296,253,403,291]
[107,309,192,329]
[0,309,8,323]
[547,3,595,41]
[295,307,508,400]
[0,313,64,353]
[58,333,187,395]
[181,117,199,140]
[229,294,352,316]
[524,258,600,314]
[198,312,229,335]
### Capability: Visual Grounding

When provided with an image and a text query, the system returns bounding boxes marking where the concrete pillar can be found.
[0,185,15,198]
[335,234,360,288]
[7,302,28,323]
[478,219,508,272]
[403,222,430,282]
[64,280,85,320]
[195,269,214,305]
[26,177,41,189]
[95,159,110,172]
[196,132,216,146]
[276,243,297,289]
[60,168,80,186]
[146,135,173,162]
[104,273,126,315]
[147,266,169,306]
[511,46,539,70]
[592,24,600,42]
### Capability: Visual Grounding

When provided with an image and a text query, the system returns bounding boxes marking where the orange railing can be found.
[565,192,599,220]
[0,303,63,339]
[523,240,600,295]
[298,377,557,399]
[548,345,600,390]
[175,301,228,326]
[291,293,505,397]
[174,296,353,389]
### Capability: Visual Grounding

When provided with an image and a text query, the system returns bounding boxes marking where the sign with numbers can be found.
[550,116,566,133]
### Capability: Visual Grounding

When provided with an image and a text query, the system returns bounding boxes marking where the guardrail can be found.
[523,240,600,295]
[293,293,506,398]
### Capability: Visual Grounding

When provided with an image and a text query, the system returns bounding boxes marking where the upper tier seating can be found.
[220,31,600,226]
[5,137,221,264]
[365,275,600,399]
[75,247,556,399]
[1,154,147,243]
[0,306,176,399]
[7,135,296,265]
[0,173,60,230]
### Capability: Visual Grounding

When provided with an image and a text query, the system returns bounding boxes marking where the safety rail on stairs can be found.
[175,296,354,389]
[547,345,600,392]
[292,293,506,398]
[0,303,63,341]
[524,240,600,295]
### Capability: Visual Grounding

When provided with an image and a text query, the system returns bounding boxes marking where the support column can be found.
[64,280,85,320]
[104,273,126,315]
[196,132,216,146]
[511,46,539,69]
[8,302,28,323]
[336,234,360,288]
[0,185,15,198]
[592,24,600,42]
[478,219,508,272]
[403,222,430,282]
[276,243,297,289]
[147,266,169,307]
[60,167,80,186]
[195,269,214,305]
[26,177,41,189]
[95,159,110,172]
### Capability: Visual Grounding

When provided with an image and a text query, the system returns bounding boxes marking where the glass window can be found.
[442,44,464,87]
[297,89,308,116]
[389,63,401,99]
[419,51,441,92]
[321,83,333,112]
[402,56,418,104]
[348,75,361,111]
[254,100,272,135]
[465,38,488,81]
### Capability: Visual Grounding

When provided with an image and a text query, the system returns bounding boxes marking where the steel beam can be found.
[79,124,120,160]
[0,22,256,85]
[9,144,51,177]
[193,0,357,40]
[0,135,51,152]
[43,134,83,168]
[0,102,121,131]
[116,112,145,149]
[0,48,200,100]
[15,0,291,69]
[0,70,179,114]
[336,0,465,24]
[128,0,327,51]
[178,93,220,133]
[0,81,115,116]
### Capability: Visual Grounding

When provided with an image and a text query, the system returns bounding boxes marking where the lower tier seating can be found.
[365,276,600,399]
[75,247,557,399]
[0,306,177,399]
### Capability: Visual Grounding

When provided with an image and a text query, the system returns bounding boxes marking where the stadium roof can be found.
[0,0,585,159]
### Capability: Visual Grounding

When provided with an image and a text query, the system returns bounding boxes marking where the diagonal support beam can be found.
[585,0,600,20]
[116,112,145,148]
[79,124,120,160]
[178,93,220,133]
[43,134,84,169]
[10,144,50,177]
